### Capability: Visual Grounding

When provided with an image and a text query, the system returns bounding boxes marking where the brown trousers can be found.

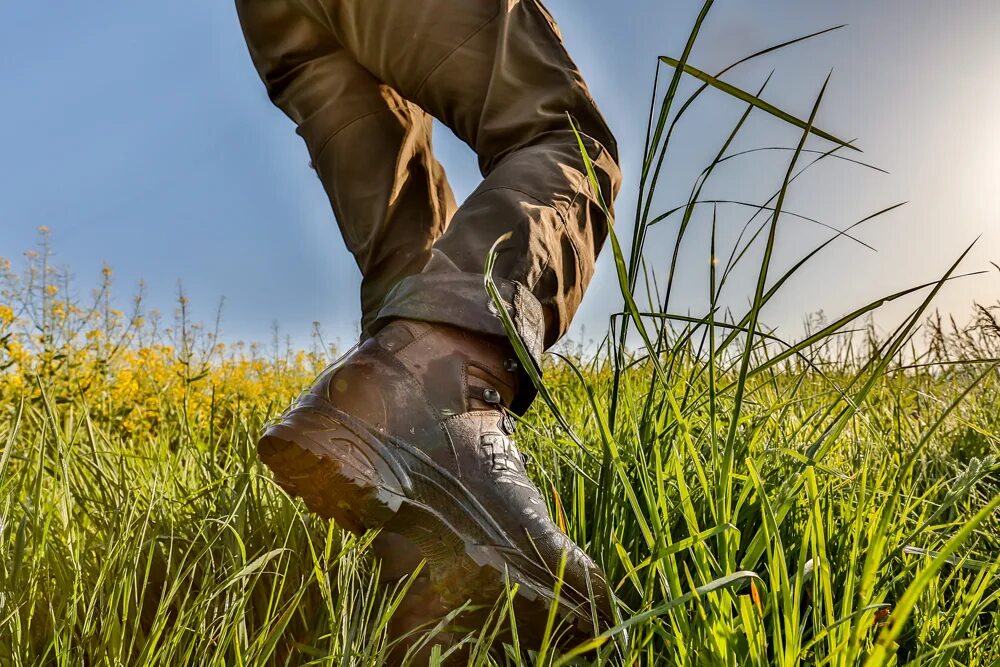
[236,0,621,370]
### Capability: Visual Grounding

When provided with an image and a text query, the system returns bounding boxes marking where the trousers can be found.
[236,0,621,373]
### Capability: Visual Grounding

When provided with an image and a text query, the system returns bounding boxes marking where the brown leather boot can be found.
[258,319,613,650]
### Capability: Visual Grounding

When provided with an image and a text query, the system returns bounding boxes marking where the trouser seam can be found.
[524,0,619,158]
[307,105,404,162]
[412,3,502,101]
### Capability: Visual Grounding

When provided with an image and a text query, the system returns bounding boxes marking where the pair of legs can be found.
[237,0,623,660]
[236,0,621,391]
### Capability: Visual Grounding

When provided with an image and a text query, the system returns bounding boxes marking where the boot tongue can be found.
[382,319,519,412]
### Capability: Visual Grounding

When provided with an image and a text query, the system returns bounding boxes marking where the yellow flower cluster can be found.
[0,235,347,441]
[0,288,331,442]
[0,324,330,440]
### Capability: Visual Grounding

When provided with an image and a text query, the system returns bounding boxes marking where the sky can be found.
[1,0,998,351]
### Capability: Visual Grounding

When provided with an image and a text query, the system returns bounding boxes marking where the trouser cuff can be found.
[373,272,544,414]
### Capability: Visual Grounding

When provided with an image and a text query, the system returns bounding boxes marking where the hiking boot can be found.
[257,318,614,647]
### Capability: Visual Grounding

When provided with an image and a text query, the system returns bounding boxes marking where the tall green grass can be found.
[3,3,1000,664]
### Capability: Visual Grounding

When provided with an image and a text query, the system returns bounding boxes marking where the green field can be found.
[2,9,999,666]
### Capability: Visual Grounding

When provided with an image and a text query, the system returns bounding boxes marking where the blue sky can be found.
[2,1,997,350]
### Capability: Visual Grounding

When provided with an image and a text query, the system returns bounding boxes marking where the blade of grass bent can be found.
[741,240,980,571]
[483,233,591,458]
[722,74,832,542]
[659,57,858,152]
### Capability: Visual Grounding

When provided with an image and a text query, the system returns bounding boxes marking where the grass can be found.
[2,4,1000,665]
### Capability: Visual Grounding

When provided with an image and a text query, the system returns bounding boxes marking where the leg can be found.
[235,0,457,336]
[239,0,619,655]
[325,0,622,381]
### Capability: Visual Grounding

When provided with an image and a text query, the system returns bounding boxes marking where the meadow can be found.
[2,7,1000,666]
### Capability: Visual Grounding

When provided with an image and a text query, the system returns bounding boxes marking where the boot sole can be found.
[257,396,598,641]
